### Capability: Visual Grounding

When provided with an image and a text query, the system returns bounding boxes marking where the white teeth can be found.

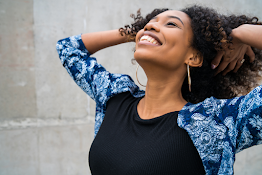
[140,35,160,45]
[140,35,148,40]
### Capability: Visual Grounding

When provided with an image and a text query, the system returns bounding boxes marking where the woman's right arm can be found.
[57,31,144,135]
[56,30,142,105]
[81,29,128,54]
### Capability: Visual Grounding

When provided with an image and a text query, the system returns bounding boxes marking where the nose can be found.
[144,22,160,32]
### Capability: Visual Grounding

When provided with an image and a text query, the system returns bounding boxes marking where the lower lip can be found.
[138,41,161,46]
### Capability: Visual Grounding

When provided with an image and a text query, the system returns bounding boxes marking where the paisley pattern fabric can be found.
[56,34,262,175]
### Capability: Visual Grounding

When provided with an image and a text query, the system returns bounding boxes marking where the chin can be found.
[134,50,156,63]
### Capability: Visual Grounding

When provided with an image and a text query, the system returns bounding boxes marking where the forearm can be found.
[81,29,128,54]
[232,24,262,50]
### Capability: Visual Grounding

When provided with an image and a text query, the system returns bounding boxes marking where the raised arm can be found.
[231,24,262,50]
[81,29,128,54]
[212,24,262,75]
[56,29,143,102]
[57,30,144,135]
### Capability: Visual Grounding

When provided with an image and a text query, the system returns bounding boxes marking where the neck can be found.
[137,73,188,120]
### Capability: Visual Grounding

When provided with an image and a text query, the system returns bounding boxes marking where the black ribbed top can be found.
[89,92,205,175]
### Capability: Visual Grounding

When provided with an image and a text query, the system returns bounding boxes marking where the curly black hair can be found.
[119,5,262,103]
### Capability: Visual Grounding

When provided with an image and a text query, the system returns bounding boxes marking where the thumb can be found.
[211,51,224,69]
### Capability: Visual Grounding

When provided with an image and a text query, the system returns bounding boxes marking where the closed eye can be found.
[166,22,180,28]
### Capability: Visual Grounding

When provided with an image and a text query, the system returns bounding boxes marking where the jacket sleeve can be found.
[234,86,262,152]
[218,85,262,153]
[56,34,142,106]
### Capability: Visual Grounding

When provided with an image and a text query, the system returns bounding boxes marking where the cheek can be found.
[163,43,191,68]
[166,35,190,55]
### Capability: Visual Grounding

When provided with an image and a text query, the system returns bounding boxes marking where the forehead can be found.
[155,10,191,25]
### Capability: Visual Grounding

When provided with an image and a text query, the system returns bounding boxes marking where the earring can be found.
[187,64,191,92]
[136,65,146,87]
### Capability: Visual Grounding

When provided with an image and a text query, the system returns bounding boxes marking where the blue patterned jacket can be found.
[56,34,262,175]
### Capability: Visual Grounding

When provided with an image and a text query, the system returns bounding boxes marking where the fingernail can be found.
[211,64,216,69]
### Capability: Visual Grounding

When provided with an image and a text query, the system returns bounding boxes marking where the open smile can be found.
[138,31,162,46]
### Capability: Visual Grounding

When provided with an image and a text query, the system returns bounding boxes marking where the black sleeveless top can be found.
[89,92,205,175]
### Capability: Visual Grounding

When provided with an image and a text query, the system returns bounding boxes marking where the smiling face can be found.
[134,10,198,75]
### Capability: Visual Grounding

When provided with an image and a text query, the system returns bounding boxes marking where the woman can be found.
[56,5,262,175]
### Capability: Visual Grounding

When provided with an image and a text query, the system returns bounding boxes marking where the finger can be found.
[211,51,224,69]
[233,56,244,73]
[222,60,237,76]
[245,46,255,62]
[215,60,230,75]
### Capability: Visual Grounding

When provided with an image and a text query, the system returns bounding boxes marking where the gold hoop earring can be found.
[187,64,191,92]
[136,65,146,87]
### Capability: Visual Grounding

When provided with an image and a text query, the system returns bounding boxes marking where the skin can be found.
[81,10,262,120]
[212,25,262,75]
[134,10,202,119]
[81,30,127,54]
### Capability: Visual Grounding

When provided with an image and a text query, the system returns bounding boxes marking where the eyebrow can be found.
[167,16,184,26]
[152,15,184,26]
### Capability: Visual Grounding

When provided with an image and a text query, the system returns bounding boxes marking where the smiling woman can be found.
[56,5,262,175]
[120,7,262,104]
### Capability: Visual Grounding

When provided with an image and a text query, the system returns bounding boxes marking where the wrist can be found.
[118,28,136,43]
[231,24,252,44]
[231,27,243,43]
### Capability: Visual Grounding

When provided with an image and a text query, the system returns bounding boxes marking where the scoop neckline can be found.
[134,97,180,122]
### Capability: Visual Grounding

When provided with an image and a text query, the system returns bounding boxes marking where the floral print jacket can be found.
[56,34,262,175]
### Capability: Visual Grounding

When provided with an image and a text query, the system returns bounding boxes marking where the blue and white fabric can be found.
[56,34,262,175]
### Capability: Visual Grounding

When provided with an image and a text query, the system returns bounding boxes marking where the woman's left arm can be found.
[211,24,262,75]
[230,86,262,152]
[232,24,262,50]
[207,86,262,153]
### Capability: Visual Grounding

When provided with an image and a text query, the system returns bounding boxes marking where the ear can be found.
[185,51,203,67]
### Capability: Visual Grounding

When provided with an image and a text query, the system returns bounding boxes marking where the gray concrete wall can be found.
[0,0,261,174]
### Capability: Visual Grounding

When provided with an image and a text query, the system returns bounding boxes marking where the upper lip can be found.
[138,31,162,45]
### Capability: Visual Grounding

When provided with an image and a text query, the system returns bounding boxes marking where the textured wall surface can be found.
[0,0,262,174]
